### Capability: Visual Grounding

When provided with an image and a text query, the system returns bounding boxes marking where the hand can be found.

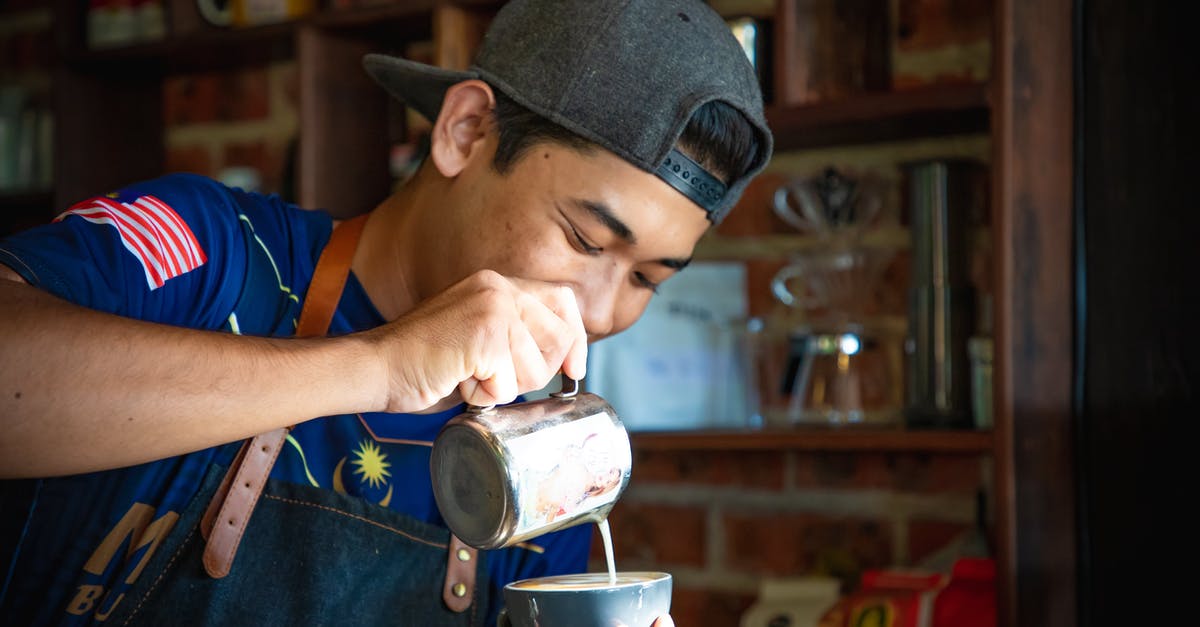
[364,269,587,412]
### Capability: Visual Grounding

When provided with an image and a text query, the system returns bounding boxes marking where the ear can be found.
[429,80,497,178]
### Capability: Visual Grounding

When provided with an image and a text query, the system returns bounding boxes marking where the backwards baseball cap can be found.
[363,0,774,224]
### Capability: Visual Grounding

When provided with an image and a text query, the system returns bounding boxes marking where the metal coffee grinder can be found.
[901,159,986,429]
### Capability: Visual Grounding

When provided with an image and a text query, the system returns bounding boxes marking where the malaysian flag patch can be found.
[57,194,207,290]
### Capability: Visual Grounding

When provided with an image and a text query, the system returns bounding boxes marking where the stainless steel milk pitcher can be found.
[430,379,632,550]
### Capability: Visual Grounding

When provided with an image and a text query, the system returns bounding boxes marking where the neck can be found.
[350,180,426,321]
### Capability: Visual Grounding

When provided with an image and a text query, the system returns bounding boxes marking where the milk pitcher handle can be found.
[467,376,580,413]
[550,377,580,398]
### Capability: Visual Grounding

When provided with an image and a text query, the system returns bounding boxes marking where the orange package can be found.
[818,558,997,627]
[819,569,945,627]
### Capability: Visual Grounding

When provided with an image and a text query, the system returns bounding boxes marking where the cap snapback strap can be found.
[655,147,727,221]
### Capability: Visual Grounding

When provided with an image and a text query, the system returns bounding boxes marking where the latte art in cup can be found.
[503,571,673,626]
[508,572,666,591]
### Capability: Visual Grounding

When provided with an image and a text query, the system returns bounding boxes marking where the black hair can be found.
[489,87,762,186]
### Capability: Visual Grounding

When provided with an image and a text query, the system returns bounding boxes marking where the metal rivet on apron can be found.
[452,583,467,598]
[456,548,471,562]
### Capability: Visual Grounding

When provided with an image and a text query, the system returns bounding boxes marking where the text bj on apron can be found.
[105,213,488,626]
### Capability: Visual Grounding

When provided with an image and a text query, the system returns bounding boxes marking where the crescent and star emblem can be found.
[333,439,394,507]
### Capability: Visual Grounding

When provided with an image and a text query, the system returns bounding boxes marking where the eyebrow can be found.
[570,198,693,270]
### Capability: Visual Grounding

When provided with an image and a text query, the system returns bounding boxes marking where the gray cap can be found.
[363,0,774,224]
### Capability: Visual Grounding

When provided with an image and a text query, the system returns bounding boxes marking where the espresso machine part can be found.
[430,379,632,550]
[902,159,985,428]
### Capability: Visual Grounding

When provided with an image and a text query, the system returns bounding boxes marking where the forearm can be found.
[0,279,387,478]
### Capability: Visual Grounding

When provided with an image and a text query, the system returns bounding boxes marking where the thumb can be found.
[651,617,676,627]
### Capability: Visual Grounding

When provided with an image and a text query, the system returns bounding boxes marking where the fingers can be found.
[454,273,587,407]
[376,270,588,412]
[508,278,588,380]
[511,289,573,383]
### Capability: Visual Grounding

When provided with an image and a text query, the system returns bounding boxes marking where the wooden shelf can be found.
[695,227,911,260]
[314,1,436,30]
[766,82,991,150]
[69,22,297,74]
[631,428,994,453]
[65,3,443,74]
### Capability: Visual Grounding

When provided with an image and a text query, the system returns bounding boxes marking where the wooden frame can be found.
[991,0,1077,625]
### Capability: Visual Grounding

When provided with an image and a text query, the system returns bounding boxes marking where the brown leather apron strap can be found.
[443,535,480,612]
[201,213,369,578]
[293,213,370,339]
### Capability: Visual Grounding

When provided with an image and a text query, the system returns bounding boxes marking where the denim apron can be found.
[100,464,490,626]
[103,214,490,626]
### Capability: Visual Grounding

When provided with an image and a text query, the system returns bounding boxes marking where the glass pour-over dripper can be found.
[759,167,901,426]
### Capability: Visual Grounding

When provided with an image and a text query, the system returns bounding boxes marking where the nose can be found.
[575,266,621,341]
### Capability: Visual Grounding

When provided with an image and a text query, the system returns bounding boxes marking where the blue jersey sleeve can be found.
[0,173,258,329]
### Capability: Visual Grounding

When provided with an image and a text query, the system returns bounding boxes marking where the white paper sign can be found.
[587,262,751,431]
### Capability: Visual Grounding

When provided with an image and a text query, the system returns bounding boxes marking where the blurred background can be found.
[1,1,1191,626]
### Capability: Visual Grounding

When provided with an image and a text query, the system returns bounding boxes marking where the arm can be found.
[0,268,585,479]
[0,267,384,477]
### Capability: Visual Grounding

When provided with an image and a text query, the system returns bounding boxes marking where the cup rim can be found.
[504,571,671,592]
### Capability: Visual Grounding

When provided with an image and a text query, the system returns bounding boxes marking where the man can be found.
[0,0,772,624]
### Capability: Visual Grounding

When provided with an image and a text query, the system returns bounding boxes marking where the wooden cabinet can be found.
[4,1,1076,625]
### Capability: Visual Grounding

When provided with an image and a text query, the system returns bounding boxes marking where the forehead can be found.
[505,142,711,243]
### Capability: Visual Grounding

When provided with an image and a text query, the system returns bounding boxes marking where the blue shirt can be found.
[0,173,590,625]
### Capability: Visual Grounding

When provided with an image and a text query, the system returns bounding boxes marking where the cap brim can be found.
[363,53,478,122]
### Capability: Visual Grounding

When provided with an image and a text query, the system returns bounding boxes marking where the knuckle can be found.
[477,287,508,311]
[472,268,506,288]
[553,285,575,306]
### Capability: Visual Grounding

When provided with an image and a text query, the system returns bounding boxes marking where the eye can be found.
[633,271,660,294]
[568,223,602,255]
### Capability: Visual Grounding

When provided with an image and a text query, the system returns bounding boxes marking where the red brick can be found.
[163,73,220,126]
[717,171,790,238]
[723,511,892,583]
[792,452,983,494]
[908,519,973,565]
[670,587,757,627]
[747,258,789,318]
[222,141,284,194]
[895,0,992,51]
[163,67,270,127]
[874,250,911,317]
[278,62,299,111]
[592,502,706,568]
[218,67,270,121]
[633,449,785,490]
[165,145,213,177]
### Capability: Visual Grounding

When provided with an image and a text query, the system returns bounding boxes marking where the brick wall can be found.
[163,61,299,197]
[592,448,992,626]
[588,134,993,627]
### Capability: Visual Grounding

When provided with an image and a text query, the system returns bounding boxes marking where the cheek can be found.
[607,289,653,337]
[495,229,577,276]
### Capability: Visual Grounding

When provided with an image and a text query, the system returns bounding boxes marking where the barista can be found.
[0,0,772,624]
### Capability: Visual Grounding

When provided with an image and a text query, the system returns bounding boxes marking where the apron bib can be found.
[105,213,488,625]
